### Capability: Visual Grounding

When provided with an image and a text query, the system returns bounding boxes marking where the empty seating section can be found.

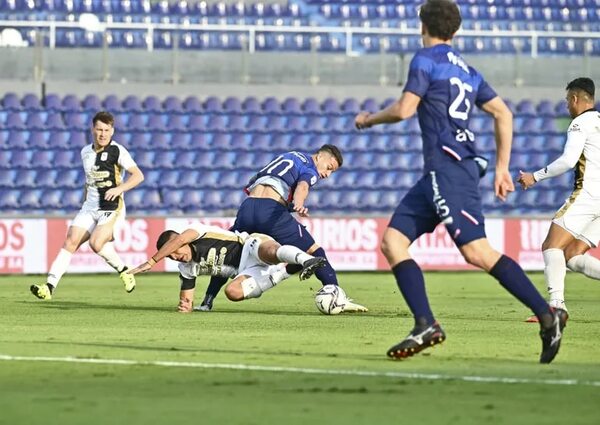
[0,92,575,216]
[2,0,600,54]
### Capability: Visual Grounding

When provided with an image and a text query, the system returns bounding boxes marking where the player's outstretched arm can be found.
[128,228,200,274]
[105,166,145,201]
[354,92,421,129]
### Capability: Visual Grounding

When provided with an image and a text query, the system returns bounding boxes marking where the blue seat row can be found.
[1,93,574,118]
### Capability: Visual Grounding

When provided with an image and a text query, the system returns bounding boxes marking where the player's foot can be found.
[177,297,193,313]
[30,283,53,300]
[194,294,214,312]
[387,322,446,360]
[539,308,568,364]
[119,267,136,293]
[526,300,568,323]
[299,257,327,281]
[340,295,368,313]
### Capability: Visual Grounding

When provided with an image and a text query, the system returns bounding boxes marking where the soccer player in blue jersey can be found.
[198,145,368,313]
[354,0,567,363]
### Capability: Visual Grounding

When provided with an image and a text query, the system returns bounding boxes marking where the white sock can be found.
[47,248,73,288]
[567,254,600,280]
[241,265,290,299]
[543,248,566,303]
[97,242,126,273]
[276,245,313,265]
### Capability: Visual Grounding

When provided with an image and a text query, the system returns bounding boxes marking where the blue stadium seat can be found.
[163,95,184,113]
[2,93,21,110]
[81,94,102,112]
[143,95,162,113]
[0,190,20,209]
[63,189,83,209]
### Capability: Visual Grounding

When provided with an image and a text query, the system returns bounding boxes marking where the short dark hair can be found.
[156,230,179,250]
[92,111,115,127]
[318,144,343,167]
[419,0,462,41]
[566,77,595,99]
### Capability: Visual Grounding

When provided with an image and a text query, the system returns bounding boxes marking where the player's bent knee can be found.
[88,239,106,253]
[224,284,244,302]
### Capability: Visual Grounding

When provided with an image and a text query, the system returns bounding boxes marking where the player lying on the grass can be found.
[31,111,144,300]
[518,77,600,320]
[354,0,566,363]
[127,223,327,312]
[197,144,368,314]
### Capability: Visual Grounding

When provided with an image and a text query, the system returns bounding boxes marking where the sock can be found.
[97,242,126,273]
[47,248,73,288]
[205,276,228,300]
[276,245,313,265]
[567,254,600,280]
[490,255,552,323]
[241,265,290,299]
[311,248,338,285]
[392,259,435,327]
[543,249,566,303]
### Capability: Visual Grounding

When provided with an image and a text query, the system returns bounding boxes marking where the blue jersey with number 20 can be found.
[246,151,319,202]
[404,44,497,171]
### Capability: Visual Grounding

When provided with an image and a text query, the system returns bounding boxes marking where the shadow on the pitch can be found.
[29,339,383,362]
[25,300,333,317]
[25,300,174,313]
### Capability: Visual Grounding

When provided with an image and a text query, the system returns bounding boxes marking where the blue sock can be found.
[311,248,338,286]
[489,255,551,319]
[392,259,435,327]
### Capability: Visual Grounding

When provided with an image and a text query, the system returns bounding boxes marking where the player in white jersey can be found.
[519,77,600,317]
[30,111,145,300]
[127,223,326,312]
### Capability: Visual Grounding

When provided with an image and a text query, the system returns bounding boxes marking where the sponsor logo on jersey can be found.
[310,175,317,185]
[569,123,581,132]
[101,152,108,161]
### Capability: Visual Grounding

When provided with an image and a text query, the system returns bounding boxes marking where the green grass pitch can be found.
[1,271,599,425]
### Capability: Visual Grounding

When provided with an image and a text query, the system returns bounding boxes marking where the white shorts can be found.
[71,208,125,235]
[553,188,600,247]
[237,233,276,280]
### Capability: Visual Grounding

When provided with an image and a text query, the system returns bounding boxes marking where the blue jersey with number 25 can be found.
[246,151,319,202]
[404,44,497,171]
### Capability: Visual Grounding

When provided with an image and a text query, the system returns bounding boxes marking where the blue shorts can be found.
[389,157,486,247]
[232,198,316,252]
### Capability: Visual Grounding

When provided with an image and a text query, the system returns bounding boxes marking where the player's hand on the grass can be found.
[177,297,193,313]
[104,186,124,201]
[517,170,536,190]
[293,204,309,217]
[128,261,153,275]
[494,169,515,202]
[354,112,372,130]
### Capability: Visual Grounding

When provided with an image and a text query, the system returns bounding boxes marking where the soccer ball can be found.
[314,284,346,315]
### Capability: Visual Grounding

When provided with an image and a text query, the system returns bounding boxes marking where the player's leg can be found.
[459,238,567,363]
[89,210,135,292]
[225,264,290,301]
[565,217,600,280]
[253,237,326,280]
[198,206,254,311]
[384,193,445,359]
[30,211,93,299]
[539,223,575,311]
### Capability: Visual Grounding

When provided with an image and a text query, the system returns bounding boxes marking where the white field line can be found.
[1,353,599,387]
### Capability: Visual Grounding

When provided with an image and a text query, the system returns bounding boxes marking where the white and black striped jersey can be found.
[178,224,246,280]
[80,140,137,211]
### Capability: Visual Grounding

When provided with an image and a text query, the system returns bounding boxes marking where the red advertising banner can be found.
[0,219,46,273]
[4,216,600,274]
[45,218,166,273]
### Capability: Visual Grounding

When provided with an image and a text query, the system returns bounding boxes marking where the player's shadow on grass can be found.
[23,300,174,313]
[25,300,327,317]
[36,339,382,362]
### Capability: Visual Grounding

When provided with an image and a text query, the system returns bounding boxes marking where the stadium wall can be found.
[3,216,598,274]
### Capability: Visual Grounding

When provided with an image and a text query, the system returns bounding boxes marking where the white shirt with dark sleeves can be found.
[80,140,137,211]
